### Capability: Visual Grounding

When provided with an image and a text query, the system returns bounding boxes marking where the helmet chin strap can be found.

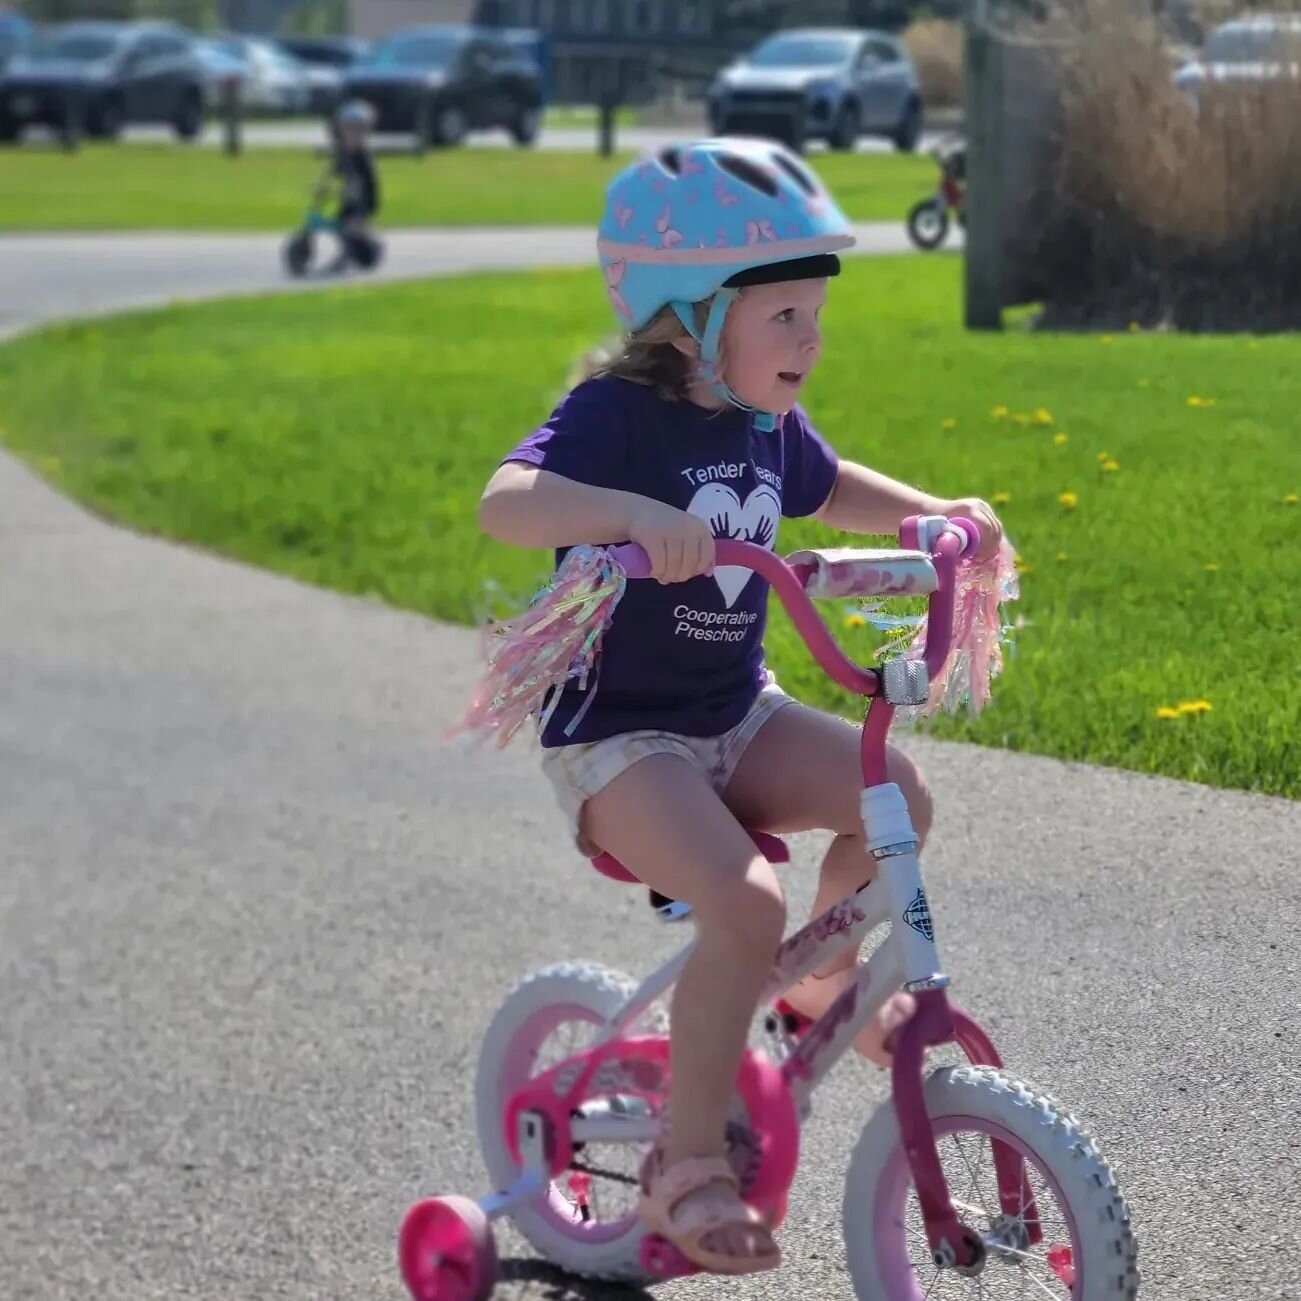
[672,294,778,433]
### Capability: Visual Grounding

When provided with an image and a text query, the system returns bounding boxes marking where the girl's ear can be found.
[670,333,698,360]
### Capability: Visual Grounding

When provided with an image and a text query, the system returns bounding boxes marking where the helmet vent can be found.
[715,152,779,198]
[658,146,682,175]
[772,152,817,196]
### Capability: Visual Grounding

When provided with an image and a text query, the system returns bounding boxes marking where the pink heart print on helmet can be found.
[596,137,856,429]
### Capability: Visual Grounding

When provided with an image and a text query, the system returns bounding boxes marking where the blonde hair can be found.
[590,299,718,402]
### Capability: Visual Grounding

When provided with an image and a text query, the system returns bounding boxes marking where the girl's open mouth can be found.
[777,371,804,385]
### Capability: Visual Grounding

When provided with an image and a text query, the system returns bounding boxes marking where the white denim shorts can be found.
[541,679,796,856]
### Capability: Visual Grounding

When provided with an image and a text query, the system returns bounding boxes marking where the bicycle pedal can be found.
[772,998,814,1037]
[648,889,692,922]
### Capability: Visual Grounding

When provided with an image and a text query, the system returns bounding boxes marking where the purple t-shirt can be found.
[505,375,839,747]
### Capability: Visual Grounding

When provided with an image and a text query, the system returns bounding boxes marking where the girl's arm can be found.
[478,462,715,583]
[814,460,1004,561]
[814,460,941,535]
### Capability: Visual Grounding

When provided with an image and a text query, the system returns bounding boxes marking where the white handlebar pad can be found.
[784,547,939,599]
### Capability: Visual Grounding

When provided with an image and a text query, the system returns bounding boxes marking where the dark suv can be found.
[340,24,543,148]
[0,20,205,142]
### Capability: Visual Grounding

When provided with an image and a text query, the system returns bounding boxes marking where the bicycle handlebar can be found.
[608,516,978,697]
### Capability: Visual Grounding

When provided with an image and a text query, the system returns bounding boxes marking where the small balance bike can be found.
[399,516,1139,1300]
[282,186,383,278]
[906,134,967,251]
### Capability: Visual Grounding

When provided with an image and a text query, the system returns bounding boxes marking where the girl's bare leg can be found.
[582,753,785,1265]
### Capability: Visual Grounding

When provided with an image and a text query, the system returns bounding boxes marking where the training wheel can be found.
[398,1195,498,1301]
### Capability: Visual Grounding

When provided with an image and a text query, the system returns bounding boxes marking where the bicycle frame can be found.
[588,517,1034,1270]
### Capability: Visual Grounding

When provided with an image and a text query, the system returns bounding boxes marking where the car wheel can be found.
[892,97,923,153]
[432,102,467,147]
[173,89,203,141]
[828,101,860,151]
[510,104,540,146]
[87,94,124,140]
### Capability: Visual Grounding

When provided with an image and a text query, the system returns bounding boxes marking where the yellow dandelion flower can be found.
[991,490,1012,506]
[1100,459,1119,472]
[1176,699,1213,715]
[1187,395,1216,407]
[1053,432,1069,445]
[941,418,957,430]
[1014,560,1034,575]
[1127,321,1141,332]
[1100,334,1115,344]
[1095,451,1110,463]
[991,405,1009,418]
[1033,407,1054,425]
[1203,562,1219,572]
[1284,493,1299,505]
[843,613,866,629]
[1056,551,1069,562]
[1155,706,1180,720]
[1058,491,1078,509]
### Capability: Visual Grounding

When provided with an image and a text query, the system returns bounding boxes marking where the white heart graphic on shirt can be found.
[686,481,780,608]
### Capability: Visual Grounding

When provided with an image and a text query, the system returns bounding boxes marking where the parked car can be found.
[1173,13,1301,111]
[707,26,923,153]
[0,20,206,142]
[193,36,247,110]
[0,7,33,73]
[340,24,543,147]
[209,33,309,115]
[277,34,369,114]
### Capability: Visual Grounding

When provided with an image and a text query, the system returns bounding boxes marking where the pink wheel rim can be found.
[497,1009,798,1247]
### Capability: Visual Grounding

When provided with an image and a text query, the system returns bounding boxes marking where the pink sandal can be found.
[638,1152,781,1276]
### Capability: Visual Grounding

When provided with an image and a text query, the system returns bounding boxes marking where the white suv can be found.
[1174,13,1301,110]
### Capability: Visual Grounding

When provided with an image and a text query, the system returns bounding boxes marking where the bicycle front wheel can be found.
[843,1065,1138,1299]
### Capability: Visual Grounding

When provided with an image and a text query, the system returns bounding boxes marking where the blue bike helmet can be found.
[597,137,856,430]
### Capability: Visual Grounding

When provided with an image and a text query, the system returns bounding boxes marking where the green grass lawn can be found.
[0,255,1296,796]
[0,143,931,230]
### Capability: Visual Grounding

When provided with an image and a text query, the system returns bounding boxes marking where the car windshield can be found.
[746,34,853,68]
[27,31,120,63]
[1204,24,1301,62]
[363,33,460,67]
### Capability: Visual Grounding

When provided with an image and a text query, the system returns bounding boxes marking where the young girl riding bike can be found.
[476,137,1004,1277]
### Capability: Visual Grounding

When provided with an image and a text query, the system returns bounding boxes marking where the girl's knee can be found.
[694,863,786,953]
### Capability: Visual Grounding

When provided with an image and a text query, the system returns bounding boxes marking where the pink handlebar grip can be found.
[607,542,653,579]
[949,516,979,553]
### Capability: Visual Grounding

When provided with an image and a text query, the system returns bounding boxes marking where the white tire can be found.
[474,962,665,1281]
[844,1065,1139,1299]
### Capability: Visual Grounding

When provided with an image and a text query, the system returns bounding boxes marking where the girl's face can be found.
[682,277,827,416]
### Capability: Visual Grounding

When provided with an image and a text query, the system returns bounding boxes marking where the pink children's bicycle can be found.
[400,516,1139,1300]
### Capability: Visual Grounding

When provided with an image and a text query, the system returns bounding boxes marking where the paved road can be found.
[0,226,1296,1301]
[0,222,943,333]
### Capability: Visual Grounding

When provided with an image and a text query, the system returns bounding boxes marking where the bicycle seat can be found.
[590,831,790,919]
